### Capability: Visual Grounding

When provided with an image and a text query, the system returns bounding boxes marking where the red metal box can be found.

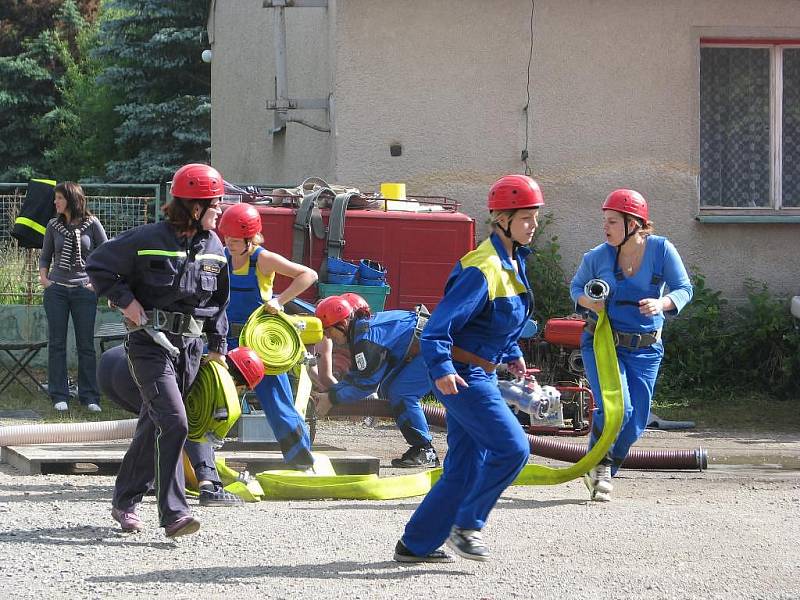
[227,205,475,311]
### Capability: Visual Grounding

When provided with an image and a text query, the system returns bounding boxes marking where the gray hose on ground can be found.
[328,398,707,471]
[0,419,138,447]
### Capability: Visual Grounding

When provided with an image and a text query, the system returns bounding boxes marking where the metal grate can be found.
[0,190,151,304]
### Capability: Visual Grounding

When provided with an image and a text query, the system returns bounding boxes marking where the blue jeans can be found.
[43,283,99,405]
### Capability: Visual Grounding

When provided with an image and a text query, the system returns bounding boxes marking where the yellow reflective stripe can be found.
[31,178,56,186]
[137,250,187,257]
[459,237,527,301]
[196,253,227,263]
[14,217,46,235]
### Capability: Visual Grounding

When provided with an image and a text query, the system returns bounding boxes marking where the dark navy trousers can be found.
[112,332,203,527]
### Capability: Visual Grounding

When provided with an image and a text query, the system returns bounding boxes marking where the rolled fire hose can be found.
[185,360,242,446]
[239,309,305,375]
[0,419,138,447]
[252,310,626,499]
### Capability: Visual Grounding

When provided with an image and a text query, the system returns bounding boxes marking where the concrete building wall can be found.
[208,0,334,184]
[211,0,800,301]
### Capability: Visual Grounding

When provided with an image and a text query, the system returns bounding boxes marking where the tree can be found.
[0,0,101,180]
[41,3,123,180]
[96,0,211,182]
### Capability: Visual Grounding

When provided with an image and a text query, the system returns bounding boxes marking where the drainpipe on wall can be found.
[264,0,332,135]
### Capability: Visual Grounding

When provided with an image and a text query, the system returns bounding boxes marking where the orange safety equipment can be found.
[487,175,545,211]
[316,296,353,329]
[602,189,649,222]
[218,203,262,239]
[171,163,225,200]
[227,346,265,389]
[341,292,371,318]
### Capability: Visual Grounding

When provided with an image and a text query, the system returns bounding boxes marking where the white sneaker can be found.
[53,401,68,411]
[593,462,613,494]
[86,403,102,413]
[583,473,613,502]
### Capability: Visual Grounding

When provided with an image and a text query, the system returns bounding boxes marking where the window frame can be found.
[698,38,800,221]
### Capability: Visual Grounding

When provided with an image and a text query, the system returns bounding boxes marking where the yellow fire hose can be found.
[239,310,306,375]
[238,310,623,500]
[185,360,242,445]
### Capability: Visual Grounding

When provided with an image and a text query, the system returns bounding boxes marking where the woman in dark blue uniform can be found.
[395,175,543,563]
[86,163,229,538]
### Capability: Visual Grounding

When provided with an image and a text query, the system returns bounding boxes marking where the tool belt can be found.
[402,304,430,363]
[127,309,205,337]
[584,319,661,349]
[451,346,498,373]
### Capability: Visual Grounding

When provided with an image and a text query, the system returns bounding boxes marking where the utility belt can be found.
[584,319,661,349]
[451,346,498,373]
[126,309,205,338]
[402,304,431,363]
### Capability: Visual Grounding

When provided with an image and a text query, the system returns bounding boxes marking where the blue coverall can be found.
[97,344,221,488]
[401,233,532,556]
[570,235,692,473]
[328,310,433,450]
[225,246,313,468]
[86,221,229,527]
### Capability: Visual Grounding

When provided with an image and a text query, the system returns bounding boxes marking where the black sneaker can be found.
[393,540,454,563]
[391,446,440,468]
[198,484,244,507]
[446,526,490,561]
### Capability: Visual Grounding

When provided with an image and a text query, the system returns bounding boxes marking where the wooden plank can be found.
[1,442,380,476]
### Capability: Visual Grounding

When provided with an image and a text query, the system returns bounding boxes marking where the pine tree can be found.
[96,0,211,182]
[0,0,100,180]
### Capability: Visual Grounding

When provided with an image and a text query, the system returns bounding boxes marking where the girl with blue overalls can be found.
[571,189,692,502]
[395,174,543,564]
[217,203,318,469]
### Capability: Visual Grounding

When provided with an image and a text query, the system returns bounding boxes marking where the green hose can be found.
[185,360,242,444]
[239,309,305,375]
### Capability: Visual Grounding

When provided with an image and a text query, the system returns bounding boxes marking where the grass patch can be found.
[652,387,800,431]
[0,375,132,423]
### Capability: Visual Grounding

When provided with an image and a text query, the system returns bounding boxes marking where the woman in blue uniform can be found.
[395,174,543,563]
[217,202,318,469]
[571,189,692,502]
[86,163,229,538]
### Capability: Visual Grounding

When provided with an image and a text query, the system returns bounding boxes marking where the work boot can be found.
[391,446,440,468]
[198,483,244,507]
[393,540,454,563]
[111,506,144,532]
[446,526,490,561]
[164,515,201,538]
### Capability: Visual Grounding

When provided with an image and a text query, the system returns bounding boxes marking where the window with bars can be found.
[700,41,800,210]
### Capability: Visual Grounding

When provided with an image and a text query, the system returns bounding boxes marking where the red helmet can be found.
[487,175,544,211]
[316,296,353,329]
[171,163,224,200]
[340,292,371,318]
[227,346,264,389]
[602,189,649,222]
[218,203,261,238]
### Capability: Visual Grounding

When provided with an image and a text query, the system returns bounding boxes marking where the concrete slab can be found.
[0,442,380,476]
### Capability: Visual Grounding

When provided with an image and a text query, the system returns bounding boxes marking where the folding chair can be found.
[0,340,49,397]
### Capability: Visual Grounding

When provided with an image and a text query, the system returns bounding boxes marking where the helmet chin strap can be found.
[613,215,640,272]
[497,216,523,253]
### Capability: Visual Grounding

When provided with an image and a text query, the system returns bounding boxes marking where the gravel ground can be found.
[1,419,799,600]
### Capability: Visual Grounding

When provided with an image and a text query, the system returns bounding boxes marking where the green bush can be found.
[526,212,574,323]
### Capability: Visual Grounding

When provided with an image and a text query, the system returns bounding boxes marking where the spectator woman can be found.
[39,182,107,412]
